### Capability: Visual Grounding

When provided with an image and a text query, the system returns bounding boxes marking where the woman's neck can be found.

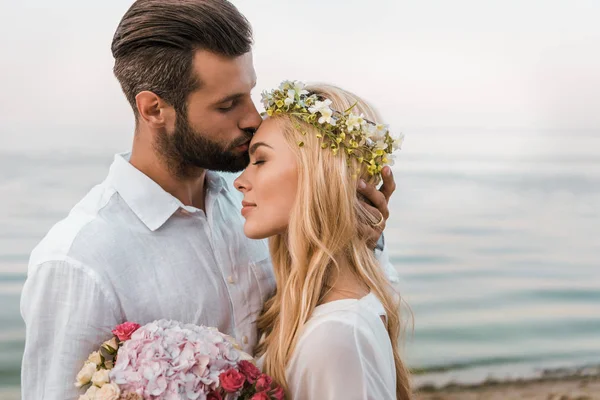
[320,255,369,305]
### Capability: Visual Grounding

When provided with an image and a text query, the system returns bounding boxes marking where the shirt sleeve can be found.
[20,260,122,400]
[286,318,396,400]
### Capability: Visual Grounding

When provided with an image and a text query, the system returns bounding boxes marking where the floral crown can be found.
[261,80,403,177]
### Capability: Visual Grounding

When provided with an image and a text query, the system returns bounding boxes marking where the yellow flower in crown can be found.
[261,80,404,176]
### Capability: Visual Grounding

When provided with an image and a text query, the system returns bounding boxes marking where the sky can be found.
[0,0,599,154]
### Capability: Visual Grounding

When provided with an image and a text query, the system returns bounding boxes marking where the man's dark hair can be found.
[111,0,253,117]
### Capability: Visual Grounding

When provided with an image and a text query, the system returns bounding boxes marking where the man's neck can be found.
[129,141,207,211]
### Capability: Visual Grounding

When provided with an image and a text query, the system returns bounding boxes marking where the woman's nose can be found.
[234,173,250,193]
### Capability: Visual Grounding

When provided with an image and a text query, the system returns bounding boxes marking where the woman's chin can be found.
[243,223,268,240]
[243,220,287,240]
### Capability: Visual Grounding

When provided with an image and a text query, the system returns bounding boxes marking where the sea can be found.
[1,130,599,397]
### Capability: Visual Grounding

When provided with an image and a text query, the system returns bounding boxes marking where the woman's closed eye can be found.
[252,159,265,166]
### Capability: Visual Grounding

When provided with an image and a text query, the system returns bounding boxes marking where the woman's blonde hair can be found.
[254,84,412,399]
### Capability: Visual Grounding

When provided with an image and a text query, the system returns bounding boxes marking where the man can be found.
[20,0,397,398]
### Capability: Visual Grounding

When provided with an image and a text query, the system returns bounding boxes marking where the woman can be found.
[234,81,411,399]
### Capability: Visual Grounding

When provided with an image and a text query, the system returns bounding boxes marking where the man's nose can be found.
[240,101,262,132]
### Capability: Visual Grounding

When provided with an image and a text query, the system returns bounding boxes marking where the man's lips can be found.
[232,137,252,152]
[235,142,249,152]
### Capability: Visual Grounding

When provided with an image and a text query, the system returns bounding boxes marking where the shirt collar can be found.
[107,153,230,231]
[205,169,229,194]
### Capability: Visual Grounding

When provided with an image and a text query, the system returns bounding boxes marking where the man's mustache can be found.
[227,129,255,150]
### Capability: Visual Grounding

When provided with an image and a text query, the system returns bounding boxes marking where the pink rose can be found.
[219,368,246,393]
[237,360,261,384]
[250,392,270,400]
[255,374,273,392]
[112,322,141,342]
[270,386,285,400]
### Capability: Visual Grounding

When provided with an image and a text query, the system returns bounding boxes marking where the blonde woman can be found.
[234,81,411,399]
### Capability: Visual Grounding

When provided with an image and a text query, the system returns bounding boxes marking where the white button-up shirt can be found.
[20,153,397,400]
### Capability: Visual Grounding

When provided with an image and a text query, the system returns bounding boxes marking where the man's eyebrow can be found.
[214,79,257,105]
[249,141,273,155]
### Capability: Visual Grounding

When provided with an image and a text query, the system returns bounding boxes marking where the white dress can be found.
[285,293,397,399]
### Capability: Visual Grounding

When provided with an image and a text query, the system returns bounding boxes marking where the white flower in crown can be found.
[261,90,274,107]
[392,132,405,150]
[279,80,292,91]
[346,113,365,133]
[371,123,389,140]
[279,80,308,94]
[284,89,296,106]
[374,138,388,151]
[386,154,396,166]
[290,80,309,96]
[308,99,335,125]
[364,123,377,139]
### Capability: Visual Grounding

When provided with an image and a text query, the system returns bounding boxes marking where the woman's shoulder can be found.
[296,293,389,352]
[285,296,398,399]
[311,293,387,326]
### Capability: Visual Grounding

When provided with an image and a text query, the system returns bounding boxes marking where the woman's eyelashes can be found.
[252,160,265,166]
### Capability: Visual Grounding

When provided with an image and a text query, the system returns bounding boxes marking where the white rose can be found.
[238,350,254,361]
[91,368,111,387]
[75,362,97,388]
[87,351,102,365]
[78,385,99,400]
[96,382,121,400]
[102,337,119,353]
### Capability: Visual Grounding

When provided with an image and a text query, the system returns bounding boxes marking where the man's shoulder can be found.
[29,181,124,268]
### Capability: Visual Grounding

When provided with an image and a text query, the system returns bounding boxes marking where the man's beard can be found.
[155,113,252,179]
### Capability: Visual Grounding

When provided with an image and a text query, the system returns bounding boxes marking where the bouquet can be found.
[75,320,284,400]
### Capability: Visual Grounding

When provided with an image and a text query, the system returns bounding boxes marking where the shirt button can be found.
[242,336,248,344]
[227,276,235,284]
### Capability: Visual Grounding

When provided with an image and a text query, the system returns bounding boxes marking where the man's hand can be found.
[357,166,396,249]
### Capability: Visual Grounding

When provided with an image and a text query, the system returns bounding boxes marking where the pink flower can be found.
[250,391,270,400]
[255,374,273,392]
[112,322,141,342]
[237,360,261,384]
[270,386,285,400]
[110,320,244,398]
[219,368,246,393]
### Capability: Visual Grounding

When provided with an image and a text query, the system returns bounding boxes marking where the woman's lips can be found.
[241,205,255,217]
[241,201,256,217]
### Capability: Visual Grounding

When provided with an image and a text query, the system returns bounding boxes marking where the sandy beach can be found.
[417,375,600,400]
[4,377,599,400]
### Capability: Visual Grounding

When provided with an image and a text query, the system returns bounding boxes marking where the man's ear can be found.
[135,91,176,129]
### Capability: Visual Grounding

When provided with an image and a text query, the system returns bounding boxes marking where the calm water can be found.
[1,132,599,394]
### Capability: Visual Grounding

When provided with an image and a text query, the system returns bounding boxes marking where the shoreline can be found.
[415,369,600,400]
